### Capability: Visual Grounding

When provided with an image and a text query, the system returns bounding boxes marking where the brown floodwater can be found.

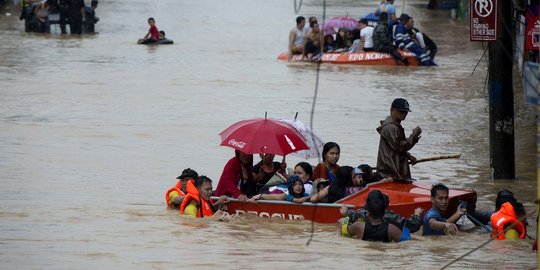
[0,0,537,269]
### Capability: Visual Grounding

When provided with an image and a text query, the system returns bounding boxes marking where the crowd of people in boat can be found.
[164,98,531,243]
[288,0,437,66]
[19,0,99,34]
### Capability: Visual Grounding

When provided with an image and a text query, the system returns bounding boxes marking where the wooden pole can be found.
[413,153,461,164]
[371,153,462,171]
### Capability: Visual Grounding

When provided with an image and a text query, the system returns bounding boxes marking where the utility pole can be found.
[488,0,515,179]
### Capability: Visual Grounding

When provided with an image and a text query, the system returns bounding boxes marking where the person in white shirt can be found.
[289,16,308,60]
[359,19,374,51]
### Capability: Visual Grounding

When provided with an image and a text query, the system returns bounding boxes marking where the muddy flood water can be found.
[0,0,537,269]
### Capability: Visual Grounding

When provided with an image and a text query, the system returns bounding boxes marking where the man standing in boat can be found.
[376,98,421,182]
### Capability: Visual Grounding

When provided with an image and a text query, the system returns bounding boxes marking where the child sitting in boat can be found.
[323,35,336,52]
[249,176,311,204]
[311,166,363,203]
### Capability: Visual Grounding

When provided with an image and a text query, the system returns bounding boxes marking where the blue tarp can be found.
[523,61,539,105]
[363,13,380,22]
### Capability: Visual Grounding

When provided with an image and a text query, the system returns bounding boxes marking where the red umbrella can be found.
[219,118,309,156]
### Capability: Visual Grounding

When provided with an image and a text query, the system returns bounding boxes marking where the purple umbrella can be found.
[320,16,358,35]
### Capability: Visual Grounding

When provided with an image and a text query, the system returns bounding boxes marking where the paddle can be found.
[465,212,492,233]
[411,153,462,165]
[371,153,462,171]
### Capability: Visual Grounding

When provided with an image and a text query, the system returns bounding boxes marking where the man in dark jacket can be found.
[376,98,421,182]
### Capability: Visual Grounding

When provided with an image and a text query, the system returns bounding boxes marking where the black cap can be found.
[176,168,198,180]
[391,98,412,112]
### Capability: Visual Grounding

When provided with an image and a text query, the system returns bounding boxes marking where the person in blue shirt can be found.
[423,183,467,236]
[374,0,397,28]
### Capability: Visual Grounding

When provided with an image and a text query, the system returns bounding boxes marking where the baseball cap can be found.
[391,98,412,112]
[176,168,198,180]
[353,167,365,175]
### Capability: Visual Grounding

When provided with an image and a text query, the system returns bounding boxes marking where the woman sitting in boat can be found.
[312,142,340,182]
[311,166,363,203]
[214,150,254,202]
[264,162,314,196]
[293,162,314,194]
[249,176,311,204]
[334,28,351,52]
[180,176,231,220]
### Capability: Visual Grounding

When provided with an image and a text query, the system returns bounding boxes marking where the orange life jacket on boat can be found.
[165,180,187,206]
[490,202,526,240]
[179,180,215,218]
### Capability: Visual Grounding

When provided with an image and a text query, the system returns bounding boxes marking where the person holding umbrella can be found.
[214,150,253,202]
[248,153,287,196]
[216,116,310,200]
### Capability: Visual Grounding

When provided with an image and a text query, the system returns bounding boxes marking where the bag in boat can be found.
[262,172,287,189]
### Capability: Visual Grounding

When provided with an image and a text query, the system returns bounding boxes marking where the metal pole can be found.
[488,0,515,179]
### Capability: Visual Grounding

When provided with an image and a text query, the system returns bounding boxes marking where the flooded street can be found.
[0,0,537,269]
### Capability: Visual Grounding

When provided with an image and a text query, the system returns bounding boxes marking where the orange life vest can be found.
[179,180,215,218]
[165,180,187,206]
[490,202,526,240]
